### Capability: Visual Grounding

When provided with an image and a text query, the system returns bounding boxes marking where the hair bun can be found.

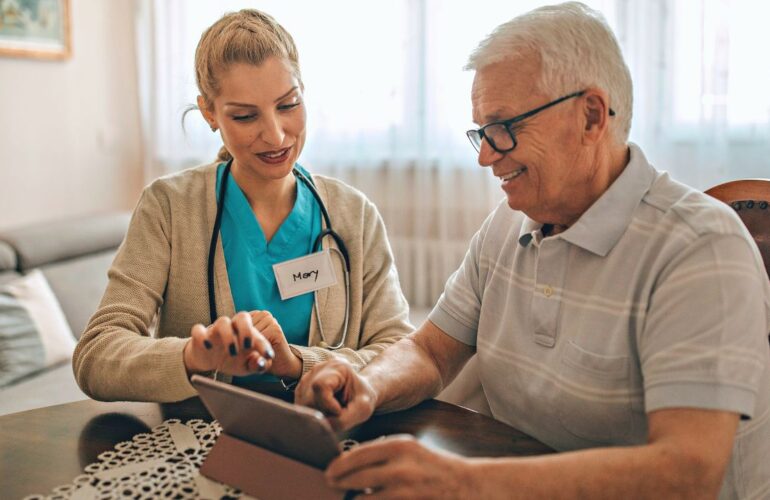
[216,145,232,162]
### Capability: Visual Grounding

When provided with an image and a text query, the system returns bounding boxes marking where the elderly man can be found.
[296,2,770,498]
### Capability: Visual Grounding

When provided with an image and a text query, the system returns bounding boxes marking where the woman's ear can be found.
[197,95,217,131]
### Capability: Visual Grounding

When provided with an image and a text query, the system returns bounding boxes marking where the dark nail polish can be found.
[266,347,275,360]
[244,337,252,349]
[203,340,212,350]
[257,357,266,370]
[229,343,237,356]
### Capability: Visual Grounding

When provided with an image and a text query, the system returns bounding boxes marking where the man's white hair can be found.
[466,2,632,142]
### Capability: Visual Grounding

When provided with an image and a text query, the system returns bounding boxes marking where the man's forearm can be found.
[362,335,445,413]
[467,442,724,500]
[361,321,474,414]
[465,408,738,499]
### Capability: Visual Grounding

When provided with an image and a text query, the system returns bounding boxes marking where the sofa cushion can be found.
[41,250,116,338]
[0,240,15,272]
[0,242,21,285]
[0,270,76,387]
[0,362,86,416]
[0,212,130,271]
[0,271,21,286]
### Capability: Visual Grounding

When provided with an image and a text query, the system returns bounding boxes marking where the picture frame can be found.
[0,0,71,60]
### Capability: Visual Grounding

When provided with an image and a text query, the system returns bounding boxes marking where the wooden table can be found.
[0,390,553,499]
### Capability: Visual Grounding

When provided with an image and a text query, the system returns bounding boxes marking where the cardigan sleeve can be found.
[72,184,197,402]
[292,198,413,374]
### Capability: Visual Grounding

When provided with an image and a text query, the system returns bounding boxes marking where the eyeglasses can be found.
[466,90,616,154]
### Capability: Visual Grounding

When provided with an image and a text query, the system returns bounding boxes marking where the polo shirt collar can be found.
[518,143,656,256]
[518,217,542,247]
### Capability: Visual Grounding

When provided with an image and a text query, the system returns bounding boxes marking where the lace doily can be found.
[23,418,359,500]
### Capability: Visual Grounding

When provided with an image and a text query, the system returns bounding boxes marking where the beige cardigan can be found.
[73,163,412,402]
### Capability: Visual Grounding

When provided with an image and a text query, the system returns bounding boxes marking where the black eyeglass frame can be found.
[466,90,616,154]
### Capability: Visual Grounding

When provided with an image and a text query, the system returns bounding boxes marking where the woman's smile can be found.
[256,146,292,164]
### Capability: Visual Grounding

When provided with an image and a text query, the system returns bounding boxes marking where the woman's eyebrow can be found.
[224,87,299,108]
[274,86,299,102]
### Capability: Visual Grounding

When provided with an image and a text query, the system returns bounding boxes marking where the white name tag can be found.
[273,249,338,300]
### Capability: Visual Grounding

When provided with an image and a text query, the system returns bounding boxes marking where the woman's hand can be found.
[249,310,303,379]
[183,311,275,376]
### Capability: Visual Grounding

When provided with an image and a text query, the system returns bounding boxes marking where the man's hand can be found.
[294,359,377,431]
[326,435,474,499]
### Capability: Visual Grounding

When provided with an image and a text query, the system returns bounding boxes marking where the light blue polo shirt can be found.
[216,163,321,383]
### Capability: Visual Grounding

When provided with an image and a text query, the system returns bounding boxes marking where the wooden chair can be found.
[706,180,770,344]
[705,179,770,280]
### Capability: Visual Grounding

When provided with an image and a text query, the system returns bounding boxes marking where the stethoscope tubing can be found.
[207,159,351,350]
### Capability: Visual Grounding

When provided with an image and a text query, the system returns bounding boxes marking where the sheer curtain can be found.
[135,0,770,308]
[619,0,770,189]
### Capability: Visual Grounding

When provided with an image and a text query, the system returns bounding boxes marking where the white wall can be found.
[0,0,144,230]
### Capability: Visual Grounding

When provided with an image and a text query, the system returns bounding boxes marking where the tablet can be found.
[191,375,340,469]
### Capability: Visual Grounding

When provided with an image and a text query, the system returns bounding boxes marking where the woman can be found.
[72,9,411,402]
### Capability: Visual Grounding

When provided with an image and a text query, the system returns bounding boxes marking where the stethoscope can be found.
[207,159,351,350]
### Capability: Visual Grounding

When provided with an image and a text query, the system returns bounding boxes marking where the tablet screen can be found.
[191,375,341,469]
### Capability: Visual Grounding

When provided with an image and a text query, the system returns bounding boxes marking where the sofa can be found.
[0,212,130,416]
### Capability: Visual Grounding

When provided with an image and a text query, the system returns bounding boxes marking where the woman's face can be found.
[201,57,306,182]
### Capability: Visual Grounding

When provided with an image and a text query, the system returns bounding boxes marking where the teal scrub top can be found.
[216,162,321,384]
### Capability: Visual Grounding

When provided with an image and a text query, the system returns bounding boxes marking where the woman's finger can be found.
[250,310,268,325]
[190,323,210,350]
[232,311,256,351]
[245,351,270,372]
[210,316,238,356]
[251,311,277,334]
[252,313,276,334]
[248,311,277,359]
[250,329,274,361]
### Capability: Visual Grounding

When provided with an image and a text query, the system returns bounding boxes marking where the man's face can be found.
[471,57,594,225]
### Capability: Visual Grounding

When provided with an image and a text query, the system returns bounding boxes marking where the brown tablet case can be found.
[200,432,343,500]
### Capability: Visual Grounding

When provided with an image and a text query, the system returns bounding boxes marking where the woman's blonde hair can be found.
[194,9,301,162]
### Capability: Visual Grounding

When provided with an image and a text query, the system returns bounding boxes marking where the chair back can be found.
[705,179,770,281]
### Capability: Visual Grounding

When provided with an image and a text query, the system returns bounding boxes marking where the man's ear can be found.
[581,88,611,145]
[197,95,217,130]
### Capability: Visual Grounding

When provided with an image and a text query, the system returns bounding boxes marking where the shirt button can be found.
[543,285,553,298]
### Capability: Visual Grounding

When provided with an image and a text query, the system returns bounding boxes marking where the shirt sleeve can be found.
[428,211,496,346]
[640,232,770,418]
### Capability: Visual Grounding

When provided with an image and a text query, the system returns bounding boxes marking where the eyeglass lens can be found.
[467,123,516,153]
[484,124,515,152]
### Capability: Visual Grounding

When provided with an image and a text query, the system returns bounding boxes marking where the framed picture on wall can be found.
[0,0,71,60]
